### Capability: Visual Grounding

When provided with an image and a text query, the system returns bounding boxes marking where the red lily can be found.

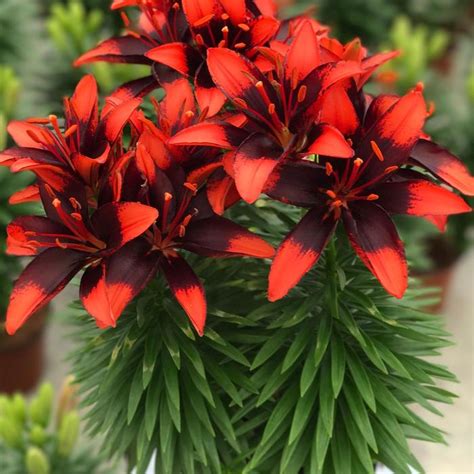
[114,146,275,335]
[170,21,363,204]
[75,0,280,116]
[5,183,158,334]
[0,75,140,203]
[265,84,472,301]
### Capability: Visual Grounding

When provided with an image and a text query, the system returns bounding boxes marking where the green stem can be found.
[326,239,340,320]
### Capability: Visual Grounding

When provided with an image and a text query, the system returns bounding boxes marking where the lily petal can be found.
[343,201,407,298]
[268,206,337,301]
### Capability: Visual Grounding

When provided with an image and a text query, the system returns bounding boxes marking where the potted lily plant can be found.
[1,0,473,473]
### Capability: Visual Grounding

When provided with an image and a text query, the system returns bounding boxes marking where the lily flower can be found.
[0,75,140,203]
[265,84,472,301]
[170,21,362,204]
[116,145,275,335]
[75,0,280,116]
[5,183,158,334]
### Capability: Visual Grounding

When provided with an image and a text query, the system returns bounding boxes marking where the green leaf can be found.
[314,314,332,367]
[314,410,331,470]
[205,358,243,407]
[145,372,162,440]
[300,342,318,396]
[330,421,352,474]
[343,382,377,452]
[330,333,346,398]
[162,350,180,414]
[288,383,318,444]
[163,323,181,369]
[142,329,161,389]
[346,350,376,412]
[128,367,144,424]
[251,329,290,370]
[282,325,312,373]
[319,362,335,436]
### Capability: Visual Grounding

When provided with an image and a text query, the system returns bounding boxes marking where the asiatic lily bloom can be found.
[119,145,275,335]
[0,75,140,203]
[75,0,280,116]
[170,21,363,204]
[133,73,247,214]
[5,183,158,335]
[265,84,472,301]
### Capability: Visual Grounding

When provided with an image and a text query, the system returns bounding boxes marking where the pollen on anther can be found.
[52,198,61,208]
[268,103,276,115]
[370,140,384,161]
[238,23,250,32]
[367,194,379,201]
[354,158,364,167]
[326,190,337,199]
[234,42,246,49]
[164,192,173,201]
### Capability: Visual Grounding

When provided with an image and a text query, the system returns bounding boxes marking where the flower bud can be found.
[0,416,23,449]
[26,446,50,474]
[29,383,53,427]
[29,424,47,446]
[11,393,27,425]
[57,411,80,457]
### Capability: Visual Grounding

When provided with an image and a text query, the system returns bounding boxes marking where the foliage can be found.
[69,204,456,473]
[0,381,110,474]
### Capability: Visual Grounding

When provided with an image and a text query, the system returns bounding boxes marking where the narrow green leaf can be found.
[145,372,163,440]
[315,410,331,469]
[346,351,376,412]
[142,329,161,389]
[330,334,346,398]
[319,362,335,436]
[205,358,243,407]
[343,383,377,452]
[251,329,289,370]
[289,383,318,444]
[300,342,318,396]
[163,324,181,369]
[162,350,180,413]
[282,326,312,373]
[314,315,332,367]
[127,367,144,424]
[331,422,352,474]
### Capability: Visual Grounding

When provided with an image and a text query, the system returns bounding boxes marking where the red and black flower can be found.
[170,21,367,205]
[117,144,275,335]
[265,84,472,301]
[75,0,279,116]
[5,183,158,334]
[0,75,140,204]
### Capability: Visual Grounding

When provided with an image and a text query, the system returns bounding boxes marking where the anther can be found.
[164,192,173,202]
[195,34,205,46]
[69,197,82,210]
[234,42,246,49]
[120,11,130,27]
[268,103,276,115]
[370,141,384,162]
[367,194,379,201]
[326,190,337,199]
[354,158,364,167]
[238,23,250,32]
[297,85,307,103]
[384,165,398,174]
[55,238,68,249]
[183,182,198,194]
[64,124,78,138]
[221,13,229,20]
[325,162,333,176]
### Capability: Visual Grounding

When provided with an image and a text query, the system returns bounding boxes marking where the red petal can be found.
[319,85,360,136]
[9,185,41,204]
[411,139,474,196]
[195,66,227,117]
[343,202,407,298]
[102,76,157,115]
[285,20,320,82]
[357,86,426,180]
[145,43,192,76]
[169,121,247,148]
[251,17,280,47]
[374,179,471,216]
[182,0,216,25]
[307,124,354,158]
[102,97,142,143]
[424,215,448,232]
[268,207,336,301]
[234,133,282,203]
[92,202,158,249]
[74,36,152,66]
[159,254,207,336]
[206,172,238,215]
[7,216,68,256]
[254,0,277,16]
[184,215,275,258]
[7,122,47,149]
[358,50,399,87]
[80,240,159,328]
[162,77,195,126]
[264,161,326,207]
[70,75,98,132]
[6,248,84,335]
[219,0,246,24]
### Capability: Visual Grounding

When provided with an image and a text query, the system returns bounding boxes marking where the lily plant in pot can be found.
[1,0,473,472]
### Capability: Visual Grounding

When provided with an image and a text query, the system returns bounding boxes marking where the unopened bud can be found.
[0,417,23,448]
[29,383,53,428]
[26,447,50,474]
[30,424,47,447]
[57,411,80,457]
[11,393,26,425]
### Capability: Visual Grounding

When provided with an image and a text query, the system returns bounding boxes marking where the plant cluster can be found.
[0,380,108,474]
[1,0,473,473]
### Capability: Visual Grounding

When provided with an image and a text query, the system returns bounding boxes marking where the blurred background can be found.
[0,1,472,472]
